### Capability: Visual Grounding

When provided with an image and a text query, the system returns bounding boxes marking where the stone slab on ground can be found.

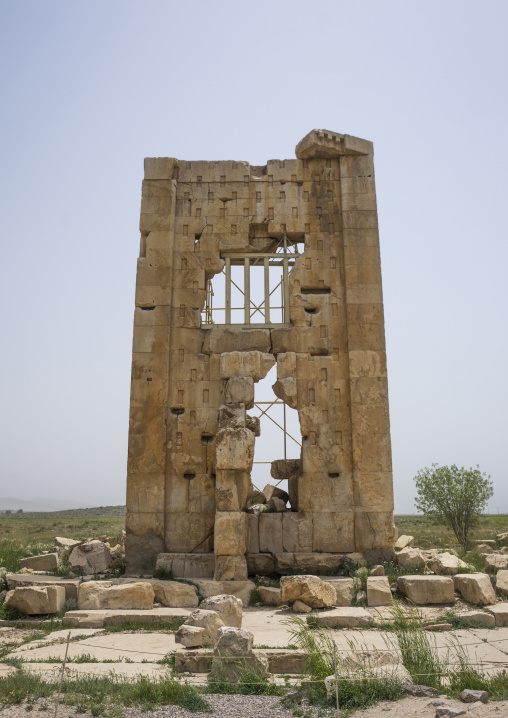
[175,648,307,674]
[309,607,372,628]
[486,603,508,627]
[23,662,171,679]
[13,628,104,653]
[193,579,255,606]
[6,574,81,601]
[63,607,192,628]
[397,575,454,604]
[19,553,59,572]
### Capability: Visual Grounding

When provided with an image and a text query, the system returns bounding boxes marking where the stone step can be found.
[307,607,372,628]
[175,648,307,674]
[6,574,81,601]
[64,607,193,628]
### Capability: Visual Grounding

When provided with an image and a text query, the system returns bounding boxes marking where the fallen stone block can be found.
[486,602,508,626]
[19,553,59,572]
[403,685,439,697]
[199,594,243,627]
[69,540,112,575]
[121,578,198,608]
[367,576,391,606]
[5,585,65,615]
[257,586,283,606]
[6,574,80,601]
[460,689,488,704]
[182,609,225,642]
[428,553,468,576]
[321,577,354,607]
[397,576,454,605]
[396,547,426,570]
[453,574,495,606]
[293,600,312,613]
[435,708,466,717]
[210,626,268,682]
[266,496,287,512]
[263,484,290,504]
[193,579,255,607]
[78,581,154,610]
[175,625,207,648]
[308,607,371,628]
[395,535,414,550]
[496,569,508,596]
[483,553,508,571]
[369,565,385,576]
[280,575,336,608]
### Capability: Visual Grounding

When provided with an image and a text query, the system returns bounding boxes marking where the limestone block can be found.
[282,513,312,553]
[216,469,251,511]
[183,608,225,641]
[486,603,508,626]
[194,578,255,606]
[164,512,215,554]
[246,513,259,554]
[245,414,260,436]
[46,586,66,613]
[276,352,297,378]
[349,350,387,378]
[218,403,246,430]
[496,570,508,596]
[366,576,391,607]
[275,553,344,575]
[224,376,254,408]
[214,556,248,581]
[258,586,283,606]
[211,626,268,682]
[19,553,59,572]
[5,574,80,602]
[151,580,198,608]
[246,554,275,575]
[280,575,336,608]
[483,553,508,571]
[322,578,354,607]
[5,587,54,615]
[453,574,496,606]
[259,513,283,554]
[272,377,297,408]
[263,484,290,503]
[220,352,275,381]
[175,625,207,648]
[396,547,426,571]
[310,607,371,628]
[369,565,385,576]
[395,535,414,550]
[215,428,254,472]
[144,157,178,180]
[155,553,215,579]
[313,513,355,554]
[271,460,301,483]
[214,512,247,556]
[397,576,454,605]
[78,582,154,610]
[68,541,112,576]
[200,594,243,628]
[454,611,495,627]
[293,600,312,613]
[203,327,271,354]
[428,553,468,576]
[267,497,287,512]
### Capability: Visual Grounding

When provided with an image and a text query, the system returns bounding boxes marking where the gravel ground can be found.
[2,695,508,717]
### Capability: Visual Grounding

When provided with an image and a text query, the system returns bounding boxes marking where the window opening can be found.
[201,235,302,327]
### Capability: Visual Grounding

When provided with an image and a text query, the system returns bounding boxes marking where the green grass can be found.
[0,670,211,713]
[394,514,508,551]
[207,663,285,696]
[102,618,186,632]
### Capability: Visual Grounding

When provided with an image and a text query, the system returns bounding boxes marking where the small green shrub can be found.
[153,566,175,581]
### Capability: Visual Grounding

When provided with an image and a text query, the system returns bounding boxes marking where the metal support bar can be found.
[244,258,250,325]
[225,257,231,324]
[264,257,270,324]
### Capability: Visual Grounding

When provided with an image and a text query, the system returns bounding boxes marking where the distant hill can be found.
[0,503,126,518]
[0,497,89,512]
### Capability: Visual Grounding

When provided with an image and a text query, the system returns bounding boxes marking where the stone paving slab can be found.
[13,628,104,652]
[64,607,192,627]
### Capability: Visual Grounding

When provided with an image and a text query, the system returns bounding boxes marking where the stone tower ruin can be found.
[126,129,394,577]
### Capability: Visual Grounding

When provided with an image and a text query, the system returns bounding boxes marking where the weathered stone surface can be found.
[293,600,312,613]
[121,578,198,607]
[428,552,468,576]
[214,512,247,556]
[78,581,154,610]
[275,553,344,575]
[396,547,425,570]
[200,594,243,628]
[211,626,268,681]
[55,537,80,550]
[280,575,336,608]
[19,553,59,572]
[224,376,255,408]
[483,553,508,571]
[257,586,283,606]
[69,541,112,575]
[246,553,275,575]
[175,625,207,648]
[321,577,354,607]
[453,574,495,606]
[6,574,80,601]
[267,496,287,513]
[263,484,290,503]
[215,429,254,472]
[214,556,248,581]
[310,607,371,628]
[454,610,495,627]
[487,603,508,626]
[460,689,488,704]
[5,586,65,615]
[496,570,508,596]
[369,565,385,576]
[182,608,225,641]
[203,327,271,354]
[367,576,391,606]
[395,535,414,550]
[435,708,466,717]
[270,460,301,482]
[397,576,454,605]
[193,579,255,607]
[220,352,275,381]
[155,553,215,579]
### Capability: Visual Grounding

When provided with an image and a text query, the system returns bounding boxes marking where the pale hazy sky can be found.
[0,1,507,513]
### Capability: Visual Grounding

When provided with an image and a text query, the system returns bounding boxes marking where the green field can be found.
[1,509,508,574]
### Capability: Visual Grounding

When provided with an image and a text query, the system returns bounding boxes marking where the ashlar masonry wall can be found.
[126,129,395,577]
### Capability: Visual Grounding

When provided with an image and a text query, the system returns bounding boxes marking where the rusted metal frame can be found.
[225,257,231,324]
[252,401,302,447]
